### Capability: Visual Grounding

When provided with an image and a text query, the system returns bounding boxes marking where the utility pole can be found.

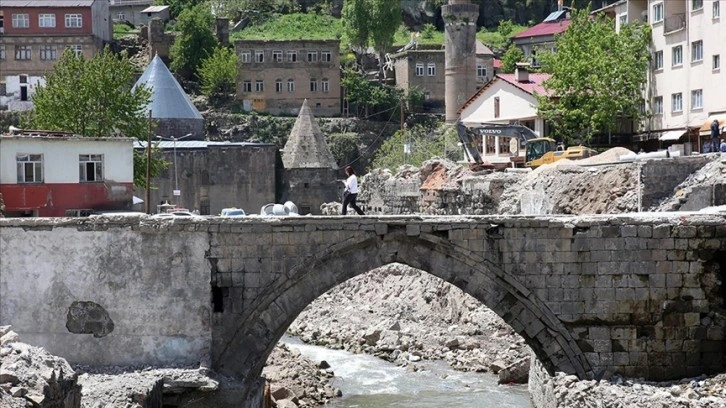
[145,110,152,214]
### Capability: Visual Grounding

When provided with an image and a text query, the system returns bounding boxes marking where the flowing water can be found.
[282,336,533,408]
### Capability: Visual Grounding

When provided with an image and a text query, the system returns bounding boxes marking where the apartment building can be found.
[596,0,726,150]
[234,40,341,117]
[390,41,494,114]
[0,0,112,111]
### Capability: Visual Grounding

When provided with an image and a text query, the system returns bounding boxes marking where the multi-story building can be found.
[0,0,112,111]
[234,39,341,117]
[595,0,726,151]
[0,130,135,217]
[390,41,494,113]
[511,9,571,68]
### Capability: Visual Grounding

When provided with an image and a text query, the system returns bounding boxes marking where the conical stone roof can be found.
[133,55,203,120]
[282,100,337,169]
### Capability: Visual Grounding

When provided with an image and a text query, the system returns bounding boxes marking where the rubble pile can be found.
[288,263,531,384]
[0,326,82,408]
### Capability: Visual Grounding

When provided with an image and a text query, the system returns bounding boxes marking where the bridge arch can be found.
[213,228,591,396]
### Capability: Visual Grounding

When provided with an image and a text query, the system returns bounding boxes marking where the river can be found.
[282,335,533,408]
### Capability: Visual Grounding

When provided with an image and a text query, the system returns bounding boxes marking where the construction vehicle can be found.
[524,138,598,168]
[455,121,540,170]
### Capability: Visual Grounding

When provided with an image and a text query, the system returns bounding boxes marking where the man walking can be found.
[711,120,721,153]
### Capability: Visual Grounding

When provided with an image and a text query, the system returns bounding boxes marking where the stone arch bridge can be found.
[0,213,724,406]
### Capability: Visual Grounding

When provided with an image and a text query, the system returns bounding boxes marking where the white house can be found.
[458,67,552,165]
[0,130,135,217]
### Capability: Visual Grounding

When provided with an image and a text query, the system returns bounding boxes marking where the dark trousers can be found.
[342,193,364,215]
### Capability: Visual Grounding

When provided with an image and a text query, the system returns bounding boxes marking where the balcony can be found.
[664,13,686,34]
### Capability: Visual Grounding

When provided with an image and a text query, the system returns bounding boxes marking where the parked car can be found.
[220,208,246,217]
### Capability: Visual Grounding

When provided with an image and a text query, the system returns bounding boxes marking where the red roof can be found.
[512,19,571,39]
[457,72,552,114]
[497,73,552,96]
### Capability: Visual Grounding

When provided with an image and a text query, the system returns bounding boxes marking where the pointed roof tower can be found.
[282,100,337,169]
[134,55,203,120]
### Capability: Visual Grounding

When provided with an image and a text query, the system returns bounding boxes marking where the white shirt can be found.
[345,174,359,194]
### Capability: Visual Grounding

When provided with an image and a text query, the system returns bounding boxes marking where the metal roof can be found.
[140,5,169,13]
[1,0,95,7]
[134,140,274,149]
[133,55,204,120]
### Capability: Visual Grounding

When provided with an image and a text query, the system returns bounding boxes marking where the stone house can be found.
[511,9,571,68]
[280,99,340,215]
[109,0,153,26]
[0,0,112,111]
[134,140,278,216]
[390,41,495,113]
[234,39,341,117]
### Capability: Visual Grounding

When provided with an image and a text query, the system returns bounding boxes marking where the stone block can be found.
[589,326,610,340]
[652,224,672,239]
[674,225,697,238]
[637,225,652,238]
[620,225,637,237]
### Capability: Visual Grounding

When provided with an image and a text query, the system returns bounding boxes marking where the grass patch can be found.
[113,23,139,40]
[231,13,344,42]
[477,24,529,50]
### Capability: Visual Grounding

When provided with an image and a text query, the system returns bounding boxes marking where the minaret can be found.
[442,0,479,123]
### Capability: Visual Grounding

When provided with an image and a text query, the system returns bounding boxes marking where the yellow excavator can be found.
[524,138,598,168]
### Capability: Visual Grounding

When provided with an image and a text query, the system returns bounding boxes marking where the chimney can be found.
[515,63,530,82]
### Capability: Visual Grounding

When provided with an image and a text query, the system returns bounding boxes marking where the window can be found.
[40,45,57,61]
[117,12,126,20]
[243,80,252,92]
[65,14,82,28]
[310,78,318,92]
[714,54,721,70]
[672,45,683,66]
[79,154,103,182]
[255,80,263,92]
[286,50,297,62]
[653,50,663,69]
[15,45,31,60]
[241,51,251,63]
[494,96,500,118]
[653,96,663,114]
[12,14,29,28]
[652,3,664,23]
[714,1,721,18]
[275,79,283,93]
[427,63,436,76]
[692,0,703,11]
[321,51,331,62]
[16,154,43,183]
[322,78,329,93]
[477,65,487,78]
[691,89,703,109]
[67,45,82,57]
[307,51,317,62]
[273,50,282,62]
[619,14,627,26]
[671,93,683,112]
[287,79,295,92]
[691,40,703,62]
[39,13,56,28]
[0,46,5,61]
[415,63,424,76]
[255,51,264,63]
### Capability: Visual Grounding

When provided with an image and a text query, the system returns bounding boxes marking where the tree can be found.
[30,47,166,188]
[500,44,525,73]
[536,6,652,144]
[198,46,238,99]
[32,47,151,139]
[155,0,204,20]
[170,3,218,80]
[342,0,401,78]
[371,124,461,170]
